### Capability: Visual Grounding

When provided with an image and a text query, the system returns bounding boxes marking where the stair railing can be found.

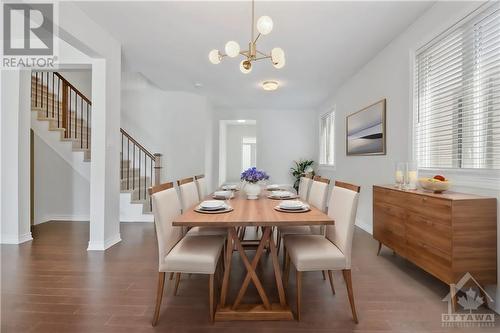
[120,128,162,201]
[31,71,91,150]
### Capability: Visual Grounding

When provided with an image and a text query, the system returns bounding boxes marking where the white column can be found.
[87,59,121,250]
[0,70,32,244]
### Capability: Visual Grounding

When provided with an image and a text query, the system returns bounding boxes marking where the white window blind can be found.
[319,110,335,166]
[414,4,500,169]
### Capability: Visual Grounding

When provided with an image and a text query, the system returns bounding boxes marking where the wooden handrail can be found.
[120,128,155,159]
[54,72,91,105]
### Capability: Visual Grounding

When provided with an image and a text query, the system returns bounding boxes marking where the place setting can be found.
[274,200,310,213]
[194,200,233,214]
[267,190,298,200]
[212,190,234,200]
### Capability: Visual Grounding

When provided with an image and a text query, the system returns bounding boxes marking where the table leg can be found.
[268,227,286,306]
[219,228,233,307]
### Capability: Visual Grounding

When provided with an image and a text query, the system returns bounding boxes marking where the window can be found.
[319,110,335,166]
[414,4,500,170]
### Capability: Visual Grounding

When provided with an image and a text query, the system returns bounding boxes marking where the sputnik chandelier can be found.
[208,0,285,74]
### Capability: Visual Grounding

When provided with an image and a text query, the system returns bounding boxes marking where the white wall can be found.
[33,133,90,224]
[58,69,92,99]
[121,72,213,189]
[317,1,500,312]
[214,108,317,186]
[0,70,32,244]
[225,124,257,182]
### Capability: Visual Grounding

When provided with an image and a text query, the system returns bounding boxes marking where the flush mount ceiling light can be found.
[262,80,279,91]
[208,0,285,74]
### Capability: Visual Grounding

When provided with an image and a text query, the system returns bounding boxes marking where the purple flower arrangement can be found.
[241,167,269,184]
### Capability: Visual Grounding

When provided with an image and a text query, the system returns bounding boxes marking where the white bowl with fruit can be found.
[418,175,451,193]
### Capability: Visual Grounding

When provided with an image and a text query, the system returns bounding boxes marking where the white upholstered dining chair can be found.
[177,177,226,237]
[298,176,313,201]
[150,182,225,325]
[284,181,360,322]
[195,174,207,201]
[277,176,331,256]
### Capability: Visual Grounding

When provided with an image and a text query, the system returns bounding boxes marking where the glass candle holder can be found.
[407,162,418,190]
[395,162,406,189]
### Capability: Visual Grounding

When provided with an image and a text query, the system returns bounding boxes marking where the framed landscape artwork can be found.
[346,99,386,156]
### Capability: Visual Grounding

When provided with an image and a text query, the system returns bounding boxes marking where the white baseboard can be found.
[36,215,90,225]
[1,232,33,244]
[355,218,372,235]
[87,233,122,251]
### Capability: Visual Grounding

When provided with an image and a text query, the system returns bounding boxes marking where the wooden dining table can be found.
[173,190,334,321]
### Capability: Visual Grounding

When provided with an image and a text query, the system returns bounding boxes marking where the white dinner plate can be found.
[222,184,238,191]
[269,191,294,198]
[199,200,225,210]
[213,190,233,199]
[279,200,307,210]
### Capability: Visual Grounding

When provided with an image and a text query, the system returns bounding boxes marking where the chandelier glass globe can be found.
[257,16,273,35]
[208,49,221,64]
[240,60,252,74]
[225,41,240,58]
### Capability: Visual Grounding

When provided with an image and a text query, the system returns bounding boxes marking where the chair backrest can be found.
[308,176,330,212]
[150,182,183,270]
[195,174,207,201]
[298,176,312,201]
[325,181,360,269]
[177,177,199,212]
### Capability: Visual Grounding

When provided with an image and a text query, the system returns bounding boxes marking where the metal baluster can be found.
[35,72,38,107]
[80,98,83,148]
[139,149,141,200]
[144,153,147,199]
[121,133,124,180]
[52,72,55,118]
[57,77,60,128]
[45,72,49,117]
[86,104,89,149]
[68,89,71,138]
[127,139,130,190]
[74,92,77,139]
[133,145,136,191]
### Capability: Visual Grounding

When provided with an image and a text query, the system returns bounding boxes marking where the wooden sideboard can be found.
[373,185,497,303]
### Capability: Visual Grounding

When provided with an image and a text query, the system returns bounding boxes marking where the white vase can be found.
[244,182,261,200]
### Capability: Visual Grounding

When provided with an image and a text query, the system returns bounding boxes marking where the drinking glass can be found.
[395,162,406,189]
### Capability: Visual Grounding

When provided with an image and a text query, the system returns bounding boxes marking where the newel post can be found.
[154,153,162,186]
[61,80,69,138]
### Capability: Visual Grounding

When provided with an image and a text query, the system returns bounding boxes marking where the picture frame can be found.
[346,99,386,156]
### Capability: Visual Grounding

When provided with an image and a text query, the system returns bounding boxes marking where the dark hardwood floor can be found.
[1,221,498,332]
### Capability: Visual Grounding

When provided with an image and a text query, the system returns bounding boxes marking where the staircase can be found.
[31,71,161,222]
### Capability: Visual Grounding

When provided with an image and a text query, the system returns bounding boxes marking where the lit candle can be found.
[408,171,417,189]
[395,170,404,183]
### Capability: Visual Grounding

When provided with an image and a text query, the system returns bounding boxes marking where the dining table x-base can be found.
[216,226,292,321]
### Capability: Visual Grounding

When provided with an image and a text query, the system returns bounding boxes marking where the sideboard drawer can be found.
[406,194,452,223]
[406,237,452,283]
[373,203,406,255]
[406,213,452,255]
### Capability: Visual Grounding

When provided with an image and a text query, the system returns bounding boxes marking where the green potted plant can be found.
[290,160,315,192]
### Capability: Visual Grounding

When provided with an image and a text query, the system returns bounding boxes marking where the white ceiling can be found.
[76,1,434,109]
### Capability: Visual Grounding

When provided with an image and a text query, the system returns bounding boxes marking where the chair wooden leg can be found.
[283,251,291,289]
[152,272,166,326]
[209,274,215,322]
[327,270,336,294]
[169,272,174,280]
[296,269,302,321]
[173,273,181,296]
[342,269,358,324]
[376,241,382,256]
[322,270,326,280]
[276,230,282,255]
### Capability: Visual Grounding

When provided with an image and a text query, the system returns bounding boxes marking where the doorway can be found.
[219,120,257,185]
